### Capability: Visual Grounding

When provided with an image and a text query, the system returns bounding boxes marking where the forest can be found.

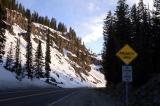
[102,0,160,87]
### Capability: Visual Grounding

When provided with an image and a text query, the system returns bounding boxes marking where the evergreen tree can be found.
[16,52,22,81]
[69,27,76,39]
[102,11,117,85]
[18,3,23,13]
[32,11,39,22]
[113,0,131,84]
[0,4,6,64]
[152,3,160,74]
[131,0,153,87]
[50,18,57,30]
[25,9,32,19]
[11,0,16,10]
[58,22,67,33]
[25,9,33,79]
[0,0,9,8]
[14,38,22,79]
[38,16,44,24]
[34,40,44,78]
[44,16,50,26]
[5,42,13,70]
[130,4,139,40]
[45,29,51,82]
[154,0,160,15]
[116,0,131,43]
[137,0,145,18]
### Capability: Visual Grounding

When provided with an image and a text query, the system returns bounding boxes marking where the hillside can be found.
[0,7,106,88]
[0,65,52,90]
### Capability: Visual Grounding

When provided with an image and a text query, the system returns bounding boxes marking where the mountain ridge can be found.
[1,7,106,88]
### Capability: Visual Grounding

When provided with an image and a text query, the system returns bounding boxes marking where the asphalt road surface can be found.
[0,88,116,106]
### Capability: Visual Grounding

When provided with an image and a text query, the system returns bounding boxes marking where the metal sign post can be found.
[122,65,132,106]
[116,44,138,106]
[125,82,128,106]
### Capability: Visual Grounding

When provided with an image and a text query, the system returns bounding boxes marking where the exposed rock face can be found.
[6,8,27,30]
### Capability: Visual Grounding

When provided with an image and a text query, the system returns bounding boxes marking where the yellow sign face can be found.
[116,44,138,65]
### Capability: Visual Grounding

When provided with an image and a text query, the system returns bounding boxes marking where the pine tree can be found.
[32,11,39,22]
[34,40,44,78]
[113,0,131,84]
[16,51,22,81]
[69,27,76,39]
[152,1,160,74]
[0,4,6,64]
[11,0,16,10]
[0,0,9,8]
[102,11,117,85]
[137,0,145,18]
[130,4,139,40]
[102,0,132,85]
[58,22,67,33]
[50,18,57,30]
[18,3,23,13]
[116,0,131,43]
[154,0,160,16]
[26,9,33,79]
[131,0,153,86]
[13,38,22,77]
[45,29,51,82]
[44,16,50,26]
[5,42,13,70]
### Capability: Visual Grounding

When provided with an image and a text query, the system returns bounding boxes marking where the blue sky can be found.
[17,0,153,54]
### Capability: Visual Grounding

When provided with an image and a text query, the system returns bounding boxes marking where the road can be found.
[0,88,116,106]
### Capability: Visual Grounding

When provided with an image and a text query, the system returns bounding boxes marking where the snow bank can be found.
[0,66,52,90]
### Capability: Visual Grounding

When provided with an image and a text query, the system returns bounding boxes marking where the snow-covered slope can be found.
[0,66,52,90]
[3,23,106,88]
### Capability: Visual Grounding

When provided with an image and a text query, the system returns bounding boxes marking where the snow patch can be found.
[0,66,52,90]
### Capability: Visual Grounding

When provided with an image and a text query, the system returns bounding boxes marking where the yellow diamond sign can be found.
[116,44,138,65]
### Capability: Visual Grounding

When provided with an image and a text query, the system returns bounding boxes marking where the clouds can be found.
[80,0,154,51]
[81,14,105,43]
[87,2,100,12]
[17,0,154,53]
[74,14,105,53]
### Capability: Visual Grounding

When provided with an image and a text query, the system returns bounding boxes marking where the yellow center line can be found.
[0,90,65,102]
[0,88,55,95]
